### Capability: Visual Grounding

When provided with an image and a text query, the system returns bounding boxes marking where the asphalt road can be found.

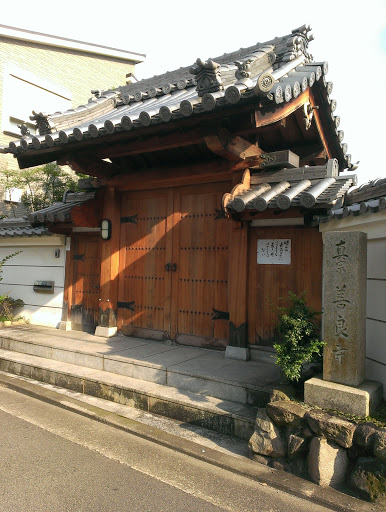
[0,386,331,512]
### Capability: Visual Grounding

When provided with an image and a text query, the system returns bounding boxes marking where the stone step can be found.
[0,329,277,407]
[0,348,256,440]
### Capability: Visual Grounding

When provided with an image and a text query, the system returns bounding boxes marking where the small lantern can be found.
[101,219,112,240]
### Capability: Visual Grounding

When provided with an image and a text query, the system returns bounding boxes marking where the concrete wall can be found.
[0,235,66,327]
[320,210,386,399]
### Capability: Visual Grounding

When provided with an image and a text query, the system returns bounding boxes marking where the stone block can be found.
[305,409,356,448]
[288,434,307,459]
[266,400,307,428]
[94,326,117,338]
[308,437,348,487]
[374,431,386,462]
[354,423,378,451]
[323,231,367,387]
[58,321,71,331]
[225,346,250,361]
[248,409,286,458]
[304,377,383,417]
[349,457,386,504]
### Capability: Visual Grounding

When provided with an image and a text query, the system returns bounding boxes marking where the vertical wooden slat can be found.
[228,220,248,347]
[99,186,120,328]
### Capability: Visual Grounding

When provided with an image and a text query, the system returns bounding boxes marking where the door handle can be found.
[171,263,177,272]
[165,263,171,271]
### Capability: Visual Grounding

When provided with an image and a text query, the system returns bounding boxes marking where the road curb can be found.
[0,371,380,512]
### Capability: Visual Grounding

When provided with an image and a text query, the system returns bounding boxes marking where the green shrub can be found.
[0,251,24,321]
[0,295,24,321]
[273,292,325,383]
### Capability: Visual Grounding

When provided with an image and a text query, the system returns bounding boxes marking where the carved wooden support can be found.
[205,129,263,163]
[57,154,120,179]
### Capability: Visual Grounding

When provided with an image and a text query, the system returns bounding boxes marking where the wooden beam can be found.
[57,155,120,178]
[95,128,205,159]
[255,90,310,128]
[99,158,251,191]
[204,129,264,163]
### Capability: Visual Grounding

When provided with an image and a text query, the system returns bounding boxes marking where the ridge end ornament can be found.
[29,111,54,135]
[190,58,224,97]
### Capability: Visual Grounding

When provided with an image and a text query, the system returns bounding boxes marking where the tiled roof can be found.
[224,159,356,213]
[315,179,386,223]
[28,191,96,224]
[1,24,351,170]
[0,217,51,237]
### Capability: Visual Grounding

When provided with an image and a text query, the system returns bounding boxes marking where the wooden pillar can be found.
[96,186,120,337]
[226,219,249,359]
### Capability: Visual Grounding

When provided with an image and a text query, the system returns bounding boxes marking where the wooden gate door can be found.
[71,235,101,332]
[117,189,173,340]
[117,184,230,347]
[171,183,230,348]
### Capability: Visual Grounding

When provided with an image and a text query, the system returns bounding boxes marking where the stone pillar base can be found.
[95,326,117,338]
[58,321,71,331]
[225,346,250,361]
[304,377,383,417]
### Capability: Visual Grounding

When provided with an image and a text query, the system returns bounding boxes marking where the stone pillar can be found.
[304,231,382,417]
[323,231,367,386]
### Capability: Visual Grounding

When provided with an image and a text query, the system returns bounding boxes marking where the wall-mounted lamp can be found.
[101,219,112,240]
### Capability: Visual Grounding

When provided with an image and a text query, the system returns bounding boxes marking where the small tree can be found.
[273,292,325,383]
[0,163,87,212]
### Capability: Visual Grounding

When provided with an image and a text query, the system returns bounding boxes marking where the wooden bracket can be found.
[204,128,263,163]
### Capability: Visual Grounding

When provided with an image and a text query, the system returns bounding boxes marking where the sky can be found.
[2,0,385,185]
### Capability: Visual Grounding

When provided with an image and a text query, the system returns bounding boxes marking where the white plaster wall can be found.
[320,210,386,399]
[0,235,66,327]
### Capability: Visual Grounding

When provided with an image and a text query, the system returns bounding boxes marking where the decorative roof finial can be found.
[190,58,223,97]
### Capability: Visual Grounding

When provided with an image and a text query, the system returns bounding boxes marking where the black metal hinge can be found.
[73,254,85,261]
[214,208,226,220]
[117,301,135,311]
[121,214,138,224]
[212,308,229,320]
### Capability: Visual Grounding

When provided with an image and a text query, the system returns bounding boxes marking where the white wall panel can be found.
[366,358,386,400]
[1,266,65,288]
[367,280,386,322]
[366,319,386,365]
[14,305,62,328]
[367,239,386,280]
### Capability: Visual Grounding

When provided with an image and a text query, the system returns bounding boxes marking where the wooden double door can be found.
[117,183,230,347]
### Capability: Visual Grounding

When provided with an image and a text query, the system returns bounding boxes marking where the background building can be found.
[0,24,145,216]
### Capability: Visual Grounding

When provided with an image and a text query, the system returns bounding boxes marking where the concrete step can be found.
[0,327,279,407]
[0,348,256,440]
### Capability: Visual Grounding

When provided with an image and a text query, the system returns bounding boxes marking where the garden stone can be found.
[305,409,356,448]
[248,409,286,458]
[269,389,291,402]
[374,430,386,462]
[308,437,348,487]
[354,423,378,451]
[349,457,386,504]
[267,400,307,428]
[288,434,307,459]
